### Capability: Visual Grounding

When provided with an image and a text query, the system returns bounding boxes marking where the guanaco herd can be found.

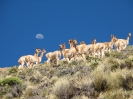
[18,33,131,69]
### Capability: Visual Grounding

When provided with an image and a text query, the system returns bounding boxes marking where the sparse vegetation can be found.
[0,46,133,99]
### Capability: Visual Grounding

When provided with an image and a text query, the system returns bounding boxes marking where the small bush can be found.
[121,69,133,90]
[3,93,13,99]
[8,67,18,75]
[90,62,99,69]
[0,77,22,86]
[0,85,10,96]
[105,52,110,57]
[25,88,35,98]
[29,76,42,84]
[111,62,119,71]
[111,52,126,59]
[125,59,133,69]
[98,89,131,99]
[26,69,33,76]
[68,61,79,66]
[71,95,89,99]
[92,73,108,92]
[107,58,120,71]
[69,75,96,98]
[107,69,122,90]
[11,84,24,97]
[52,78,70,99]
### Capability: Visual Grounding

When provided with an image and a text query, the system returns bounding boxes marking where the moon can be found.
[36,34,44,39]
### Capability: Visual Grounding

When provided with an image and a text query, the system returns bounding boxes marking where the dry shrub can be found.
[121,69,133,90]
[107,69,133,91]
[71,95,90,99]
[98,89,131,99]
[52,78,70,99]
[29,70,42,84]
[69,75,95,98]
[107,69,122,90]
[91,65,109,92]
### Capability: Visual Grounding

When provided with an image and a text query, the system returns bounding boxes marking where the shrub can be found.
[90,62,99,70]
[11,84,24,97]
[107,58,120,71]
[111,52,126,59]
[8,66,18,75]
[107,69,122,90]
[52,78,70,99]
[111,62,119,71]
[0,84,10,96]
[0,77,22,86]
[26,69,33,76]
[125,59,133,69]
[91,66,108,93]
[69,75,96,98]
[121,69,133,90]
[68,61,79,66]
[98,89,131,99]
[3,93,13,99]
[29,76,42,84]
[92,73,108,92]
[71,95,89,99]
[25,88,35,98]
[105,52,110,57]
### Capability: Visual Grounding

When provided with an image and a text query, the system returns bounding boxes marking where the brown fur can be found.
[18,48,41,69]
[114,33,131,52]
[60,39,78,63]
[26,49,46,68]
[103,35,118,53]
[45,50,61,65]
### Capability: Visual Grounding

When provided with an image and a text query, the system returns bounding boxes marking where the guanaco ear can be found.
[42,49,46,52]
[94,39,97,43]
[128,33,131,36]
[69,40,71,43]
[111,35,114,38]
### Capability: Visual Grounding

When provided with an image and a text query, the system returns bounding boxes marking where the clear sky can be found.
[0,0,133,67]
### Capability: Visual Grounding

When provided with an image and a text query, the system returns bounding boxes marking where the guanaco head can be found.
[128,33,131,37]
[111,34,114,39]
[41,49,46,53]
[72,39,77,48]
[80,41,85,44]
[73,39,77,44]
[35,48,41,53]
[113,36,118,43]
[69,39,73,44]
[60,43,66,50]
[92,39,97,44]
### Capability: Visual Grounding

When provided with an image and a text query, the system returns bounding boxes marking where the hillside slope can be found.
[0,46,133,99]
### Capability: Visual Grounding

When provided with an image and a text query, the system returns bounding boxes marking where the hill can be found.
[0,46,133,99]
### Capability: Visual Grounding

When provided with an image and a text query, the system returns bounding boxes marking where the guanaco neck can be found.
[92,40,96,53]
[73,43,78,52]
[60,46,65,56]
[39,51,45,62]
[126,35,130,45]
[34,52,39,57]
[110,37,115,46]
[69,42,74,48]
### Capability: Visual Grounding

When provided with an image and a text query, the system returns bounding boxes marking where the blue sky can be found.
[0,0,133,67]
